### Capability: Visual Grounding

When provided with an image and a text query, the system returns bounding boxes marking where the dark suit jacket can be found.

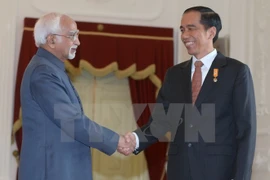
[134,52,256,180]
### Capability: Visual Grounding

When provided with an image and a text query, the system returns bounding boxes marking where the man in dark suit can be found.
[119,6,256,180]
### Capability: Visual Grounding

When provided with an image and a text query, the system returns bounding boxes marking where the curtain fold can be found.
[13,17,174,180]
[128,41,173,180]
[72,71,150,180]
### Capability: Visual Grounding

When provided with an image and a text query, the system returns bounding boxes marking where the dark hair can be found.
[184,6,222,43]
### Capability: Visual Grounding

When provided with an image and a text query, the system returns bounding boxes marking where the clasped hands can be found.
[117,132,136,156]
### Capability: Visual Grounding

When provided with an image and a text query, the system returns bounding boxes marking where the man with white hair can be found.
[18,13,134,180]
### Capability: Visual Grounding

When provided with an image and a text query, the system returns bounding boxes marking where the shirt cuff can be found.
[132,132,139,149]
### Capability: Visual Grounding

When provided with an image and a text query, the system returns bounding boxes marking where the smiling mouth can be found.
[185,42,195,48]
[70,48,77,52]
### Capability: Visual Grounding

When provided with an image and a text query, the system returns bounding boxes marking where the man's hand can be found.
[117,132,136,156]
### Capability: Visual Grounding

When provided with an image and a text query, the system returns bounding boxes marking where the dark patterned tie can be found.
[192,61,203,104]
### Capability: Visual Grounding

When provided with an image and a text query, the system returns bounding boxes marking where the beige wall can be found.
[0,0,269,179]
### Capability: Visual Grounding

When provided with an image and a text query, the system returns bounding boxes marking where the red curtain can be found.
[129,36,173,180]
[13,17,174,180]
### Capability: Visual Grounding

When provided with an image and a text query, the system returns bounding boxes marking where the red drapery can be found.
[13,17,174,180]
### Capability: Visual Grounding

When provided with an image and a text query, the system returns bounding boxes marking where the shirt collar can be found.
[192,49,217,70]
[36,47,65,71]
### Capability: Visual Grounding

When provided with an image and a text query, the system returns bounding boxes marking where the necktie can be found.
[192,61,203,104]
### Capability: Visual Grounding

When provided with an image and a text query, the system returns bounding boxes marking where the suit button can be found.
[179,118,183,125]
[188,143,192,147]
[189,124,193,128]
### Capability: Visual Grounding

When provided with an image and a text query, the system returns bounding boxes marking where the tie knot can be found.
[194,61,203,67]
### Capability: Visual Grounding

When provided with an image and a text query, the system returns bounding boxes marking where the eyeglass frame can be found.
[52,30,79,42]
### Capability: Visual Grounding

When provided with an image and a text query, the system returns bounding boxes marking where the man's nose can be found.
[75,37,80,46]
[181,31,190,39]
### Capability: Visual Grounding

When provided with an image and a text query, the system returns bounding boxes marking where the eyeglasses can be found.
[52,30,79,41]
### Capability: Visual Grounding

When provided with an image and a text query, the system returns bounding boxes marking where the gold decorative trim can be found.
[12,108,22,165]
[115,64,136,78]
[80,60,118,77]
[13,150,20,165]
[65,60,161,96]
[78,31,173,41]
[23,27,173,41]
[12,108,22,144]
[97,24,104,31]
[130,64,155,80]
[149,74,162,97]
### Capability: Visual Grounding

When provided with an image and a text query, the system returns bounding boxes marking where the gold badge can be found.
[213,68,218,82]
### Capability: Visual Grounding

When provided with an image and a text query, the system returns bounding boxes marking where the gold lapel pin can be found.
[213,68,218,82]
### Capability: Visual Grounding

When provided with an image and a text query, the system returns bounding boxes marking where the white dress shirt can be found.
[133,49,218,150]
[191,49,217,85]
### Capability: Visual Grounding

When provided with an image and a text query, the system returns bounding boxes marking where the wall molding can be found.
[32,0,164,20]
[230,0,270,178]
[0,0,17,179]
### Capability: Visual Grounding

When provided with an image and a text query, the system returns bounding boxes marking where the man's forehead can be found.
[61,17,78,29]
[180,13,201,26]
[181,11,201,20]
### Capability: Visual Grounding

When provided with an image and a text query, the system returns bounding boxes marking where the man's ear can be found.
[208,26,217,40]
[47,35,56,48]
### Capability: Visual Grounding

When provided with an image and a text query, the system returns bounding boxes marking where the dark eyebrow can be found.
[180,24,197,31]
[184,24,196,28]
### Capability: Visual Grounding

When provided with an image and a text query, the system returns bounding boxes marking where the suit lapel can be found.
[180,59,192,103]
[195,53,227,106]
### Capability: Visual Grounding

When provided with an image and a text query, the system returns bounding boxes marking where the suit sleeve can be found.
[134,68,174,154]
[233,64,256,180]
[30,65,119,156]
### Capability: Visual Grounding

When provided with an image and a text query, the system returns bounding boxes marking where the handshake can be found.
[117,132,137,156]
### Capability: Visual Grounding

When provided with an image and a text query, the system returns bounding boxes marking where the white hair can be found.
[34,12,63,47]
